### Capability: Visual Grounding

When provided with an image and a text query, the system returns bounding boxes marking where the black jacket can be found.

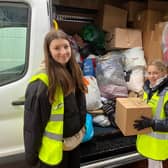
[24,80,86,166]
[143,77,168,132]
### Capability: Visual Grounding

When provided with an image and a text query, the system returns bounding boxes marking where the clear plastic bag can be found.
[96,51,126,87]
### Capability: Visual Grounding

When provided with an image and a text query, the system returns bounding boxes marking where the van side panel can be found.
[0,0,50,158]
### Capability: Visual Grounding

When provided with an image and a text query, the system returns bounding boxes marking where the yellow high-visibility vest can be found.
[29,72,64,165]
[136,88,168,160]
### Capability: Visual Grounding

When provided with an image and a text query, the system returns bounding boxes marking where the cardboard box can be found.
[122,1,146,22]
[143,21,165,64]
[115,98,152,136]
[105,28,142,50]
[155,22,168,41]
[148,0,168,12]
[100,4,127,32]
[143,31,161,64]
[134,9,162,31]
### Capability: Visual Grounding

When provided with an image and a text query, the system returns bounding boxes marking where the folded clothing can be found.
[93,115,111,127]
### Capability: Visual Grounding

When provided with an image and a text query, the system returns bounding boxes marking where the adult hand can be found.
[133,116,153,131]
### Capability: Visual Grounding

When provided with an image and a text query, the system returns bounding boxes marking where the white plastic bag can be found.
[123,47,146,71]
[84,76,103,110]
[126,67,144,93]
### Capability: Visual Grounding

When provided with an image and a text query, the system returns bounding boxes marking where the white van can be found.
[0,0,143,167]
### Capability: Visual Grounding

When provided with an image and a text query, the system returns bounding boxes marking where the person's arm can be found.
[152,101,168,132]
[134,101,168,132]
[24,80,50,166]
[76,90,86,126]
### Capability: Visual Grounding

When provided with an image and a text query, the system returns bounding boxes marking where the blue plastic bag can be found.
[83,58,95,77]
[82,113,94,143]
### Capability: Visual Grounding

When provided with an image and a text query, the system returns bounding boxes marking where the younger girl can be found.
[134,60,168,168]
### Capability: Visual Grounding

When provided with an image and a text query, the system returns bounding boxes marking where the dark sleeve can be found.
[76,90,86,126]
[24,80,51,166]
[153,101,168,132]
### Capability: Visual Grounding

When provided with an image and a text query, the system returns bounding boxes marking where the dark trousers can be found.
[39,146,80,168]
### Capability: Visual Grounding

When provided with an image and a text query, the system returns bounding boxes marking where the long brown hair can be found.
[44,29,86,103]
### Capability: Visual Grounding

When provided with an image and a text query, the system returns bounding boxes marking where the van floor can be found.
[80,126,137,163]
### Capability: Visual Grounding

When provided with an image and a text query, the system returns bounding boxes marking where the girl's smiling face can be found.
[49,38,71,65]
[147,65,166,86]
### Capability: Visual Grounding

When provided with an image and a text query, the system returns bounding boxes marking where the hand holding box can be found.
[115,98,152,136]
[133,115,154,130]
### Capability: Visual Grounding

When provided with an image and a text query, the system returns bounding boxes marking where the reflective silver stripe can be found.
[154,95,164,119]
[44,131,62,141]
[154,88,168,119]
[50,114,63,121]
[148,132,168,140]
[148,88,168,139]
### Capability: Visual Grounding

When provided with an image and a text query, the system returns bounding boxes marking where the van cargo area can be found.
[1,0,168,167]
